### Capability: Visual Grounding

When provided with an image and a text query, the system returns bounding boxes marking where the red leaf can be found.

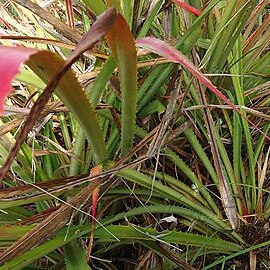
[87,165,102,261]
[136,37,240,111]
[92,189,99,218]
[0,46,37,113]
[171,0,201,16]
[136,37,270,140]
[90,165,102,219]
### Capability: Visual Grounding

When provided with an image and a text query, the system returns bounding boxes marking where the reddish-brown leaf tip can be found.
[172,0,201,16]
[68,7,118,65]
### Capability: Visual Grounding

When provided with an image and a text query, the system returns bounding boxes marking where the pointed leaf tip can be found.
[69,7,118,64]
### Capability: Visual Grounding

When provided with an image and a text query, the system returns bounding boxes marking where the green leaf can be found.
[116,168,230,231]
[64,240,91,270]
[107,15,137,157]
[79,0,106,15]
[28,52,107,164]
[94,225,242,252]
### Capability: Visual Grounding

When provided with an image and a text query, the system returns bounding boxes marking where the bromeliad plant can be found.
[1,0,270,269]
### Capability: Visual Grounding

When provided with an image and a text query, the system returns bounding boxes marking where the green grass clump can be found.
[0,1,270,269]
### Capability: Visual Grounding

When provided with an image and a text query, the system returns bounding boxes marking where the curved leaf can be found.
[136,37,269,141]
[94,225,242,252]
[0,8,117,181]
[136,37,241,113]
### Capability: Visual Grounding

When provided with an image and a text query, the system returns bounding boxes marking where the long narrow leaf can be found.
[107,15,137,157]
[136,37,269,140]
